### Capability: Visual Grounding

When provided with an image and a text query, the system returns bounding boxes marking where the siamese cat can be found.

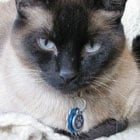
[0,0,140,139]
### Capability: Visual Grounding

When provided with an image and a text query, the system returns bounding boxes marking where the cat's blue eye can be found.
[37,38,57,55]
[84,43,101,53]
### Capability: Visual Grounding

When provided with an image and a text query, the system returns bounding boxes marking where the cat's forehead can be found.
[16,0,127,11]
[15,0,125,36]
[44,0,126,10]
[56,0,84,3]
[45,0,87,7]
[16,0,86,31]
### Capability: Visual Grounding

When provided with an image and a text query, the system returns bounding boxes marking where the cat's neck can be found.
[0,41,140,131]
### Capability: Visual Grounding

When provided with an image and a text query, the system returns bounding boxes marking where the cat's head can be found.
[12,0,127,93]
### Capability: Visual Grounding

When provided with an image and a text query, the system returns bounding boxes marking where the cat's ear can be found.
[15,0,32,11]
[103,0,127,12]
[15,0,34,18]
[103,0,127,24]
[15,0,51,18]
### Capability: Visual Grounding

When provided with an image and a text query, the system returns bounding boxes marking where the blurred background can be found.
[122,0,140,49]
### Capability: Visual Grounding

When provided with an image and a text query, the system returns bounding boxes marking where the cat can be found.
[0,0,140,139]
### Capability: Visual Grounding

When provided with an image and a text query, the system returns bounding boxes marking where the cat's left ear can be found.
[103,0,127,12]
[103,0,128,23]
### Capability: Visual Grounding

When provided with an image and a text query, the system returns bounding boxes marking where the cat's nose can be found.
[59,70,77,82]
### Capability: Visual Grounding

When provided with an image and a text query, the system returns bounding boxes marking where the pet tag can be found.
[67,108,84,135]
[67,98,86,135]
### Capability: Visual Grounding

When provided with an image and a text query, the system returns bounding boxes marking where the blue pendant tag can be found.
[67,108,84,135]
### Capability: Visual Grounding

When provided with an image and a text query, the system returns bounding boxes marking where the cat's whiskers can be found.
[92,74,128,101]
[2,69,43,85]
[118,59,135,64]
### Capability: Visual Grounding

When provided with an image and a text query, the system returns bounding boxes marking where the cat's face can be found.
[12,0,126,93]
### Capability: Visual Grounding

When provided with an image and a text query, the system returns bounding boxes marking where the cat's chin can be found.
[47,79,90,94]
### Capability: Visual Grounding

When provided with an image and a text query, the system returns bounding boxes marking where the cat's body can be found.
[0,0,140,139]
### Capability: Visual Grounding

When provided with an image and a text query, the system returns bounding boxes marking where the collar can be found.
[54,96,128,139]
[54,119,128,139]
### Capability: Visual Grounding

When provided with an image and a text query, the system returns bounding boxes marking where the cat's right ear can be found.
[15,0,54,18]
[15,0,32,19]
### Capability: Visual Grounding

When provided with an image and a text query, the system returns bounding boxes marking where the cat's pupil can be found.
[37,38,56,51]
[45,39,48,45]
